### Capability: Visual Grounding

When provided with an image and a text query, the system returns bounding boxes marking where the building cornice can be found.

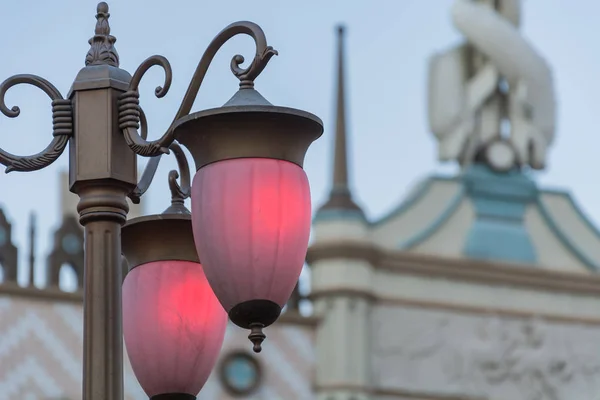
[309,289,600,326]
[307,240,600,296]
[314,383,484,400]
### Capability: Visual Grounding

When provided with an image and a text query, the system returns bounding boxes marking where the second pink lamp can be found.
[122,210,227,400]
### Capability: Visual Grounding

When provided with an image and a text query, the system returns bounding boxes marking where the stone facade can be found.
[0,290,314,399]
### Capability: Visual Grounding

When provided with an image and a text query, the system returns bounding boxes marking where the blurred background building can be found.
[2,0,600,399]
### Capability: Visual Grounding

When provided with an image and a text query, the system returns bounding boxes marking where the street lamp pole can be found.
[0,3,323,400]
[3,3,135,398]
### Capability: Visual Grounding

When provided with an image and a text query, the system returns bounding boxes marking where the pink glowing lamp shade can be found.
[122,260,227,399]
[191,158,311,328]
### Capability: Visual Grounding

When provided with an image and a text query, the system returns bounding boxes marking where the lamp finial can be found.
[248,323,266,353]
[85,2,120,67]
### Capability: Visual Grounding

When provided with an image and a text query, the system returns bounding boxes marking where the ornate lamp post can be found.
[0,3,323,400]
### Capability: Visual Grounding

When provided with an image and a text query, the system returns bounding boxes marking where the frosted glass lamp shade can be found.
[122,260,227,399]
[191,158,311,337]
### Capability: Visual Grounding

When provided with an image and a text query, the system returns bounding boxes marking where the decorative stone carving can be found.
[428,0,555,171]
[371,305,600,400]
[471,317,575,400]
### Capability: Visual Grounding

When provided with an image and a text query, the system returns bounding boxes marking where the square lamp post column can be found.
[0,3,323,400]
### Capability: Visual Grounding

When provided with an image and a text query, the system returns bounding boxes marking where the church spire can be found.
[320,25,363,214]
[28,212,36,286]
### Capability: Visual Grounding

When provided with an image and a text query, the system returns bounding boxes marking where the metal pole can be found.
[77,185,130,400]
[0,3,135,397]
[68,3,136,399]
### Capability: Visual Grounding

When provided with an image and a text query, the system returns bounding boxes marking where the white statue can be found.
[428,0,556,171]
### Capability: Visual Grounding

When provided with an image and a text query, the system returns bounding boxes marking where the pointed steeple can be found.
[319,25,363,214]
[28,213,36,287]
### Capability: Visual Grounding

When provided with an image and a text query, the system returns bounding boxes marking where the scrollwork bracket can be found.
[127,141,191,213]
[118,55,173,157]
[0,75,73,173]
[118,21,278,159]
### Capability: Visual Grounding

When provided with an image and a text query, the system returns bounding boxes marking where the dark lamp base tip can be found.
[228,299,281,353]
[228,299,281,329]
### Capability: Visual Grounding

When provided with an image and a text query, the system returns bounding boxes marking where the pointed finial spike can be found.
[333,23,348,189]
[318,24,364,214]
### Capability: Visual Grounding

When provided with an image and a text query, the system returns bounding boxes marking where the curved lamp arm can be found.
[127,141,191,211]
[0,75,73,173]
[165,142,191,214]
[118,21,278,158]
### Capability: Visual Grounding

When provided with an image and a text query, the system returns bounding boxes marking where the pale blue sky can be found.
[0,0,599,286]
